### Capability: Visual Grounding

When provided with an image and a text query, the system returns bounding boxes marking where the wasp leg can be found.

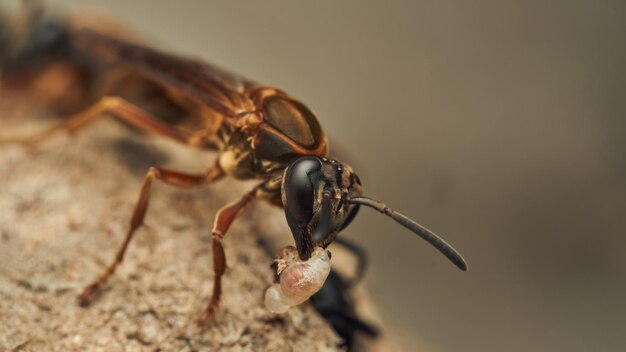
[78,162,225,306]
[0,96,192,146]
[197,187,258,327]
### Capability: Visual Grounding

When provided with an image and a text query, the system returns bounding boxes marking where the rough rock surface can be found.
[0,111,343,351]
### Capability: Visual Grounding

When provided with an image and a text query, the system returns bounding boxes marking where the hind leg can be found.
[0,96,193,146]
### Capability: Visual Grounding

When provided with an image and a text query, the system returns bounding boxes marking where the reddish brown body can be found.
[75,29,329,193]
[1,18,336,325]
[0,8,466,327]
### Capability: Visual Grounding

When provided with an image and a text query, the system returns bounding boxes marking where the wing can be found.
[73,28,258,117]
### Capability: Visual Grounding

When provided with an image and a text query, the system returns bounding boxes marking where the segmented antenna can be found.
[348,196,467,271]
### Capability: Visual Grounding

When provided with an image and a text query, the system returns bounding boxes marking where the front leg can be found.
[197,187,259,327]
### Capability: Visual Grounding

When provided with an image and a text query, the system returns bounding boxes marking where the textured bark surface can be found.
[0,110,345,351]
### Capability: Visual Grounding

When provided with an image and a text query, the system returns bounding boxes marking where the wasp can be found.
[0,6,467,327]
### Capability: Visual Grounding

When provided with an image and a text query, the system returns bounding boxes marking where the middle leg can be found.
[78,162,225,305]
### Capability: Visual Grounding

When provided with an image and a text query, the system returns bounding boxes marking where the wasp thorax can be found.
[264,246,331,314]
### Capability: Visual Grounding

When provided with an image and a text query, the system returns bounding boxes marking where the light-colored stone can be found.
[0,112,343,351]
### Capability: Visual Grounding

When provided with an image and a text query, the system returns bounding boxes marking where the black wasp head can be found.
[281,156,363,260]
[281,156,469,271]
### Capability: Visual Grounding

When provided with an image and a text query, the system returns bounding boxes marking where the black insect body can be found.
[310,239,379,351]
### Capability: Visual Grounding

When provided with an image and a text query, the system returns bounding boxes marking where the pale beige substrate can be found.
[0,111,346,351]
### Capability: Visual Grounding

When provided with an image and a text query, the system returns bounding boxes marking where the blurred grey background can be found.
[18,0,626,351]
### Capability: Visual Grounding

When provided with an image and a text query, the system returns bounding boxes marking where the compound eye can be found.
[283,156,322,225]
[264,96,319,148]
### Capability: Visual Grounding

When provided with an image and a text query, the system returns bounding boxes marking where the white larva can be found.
[264,246,331,313]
